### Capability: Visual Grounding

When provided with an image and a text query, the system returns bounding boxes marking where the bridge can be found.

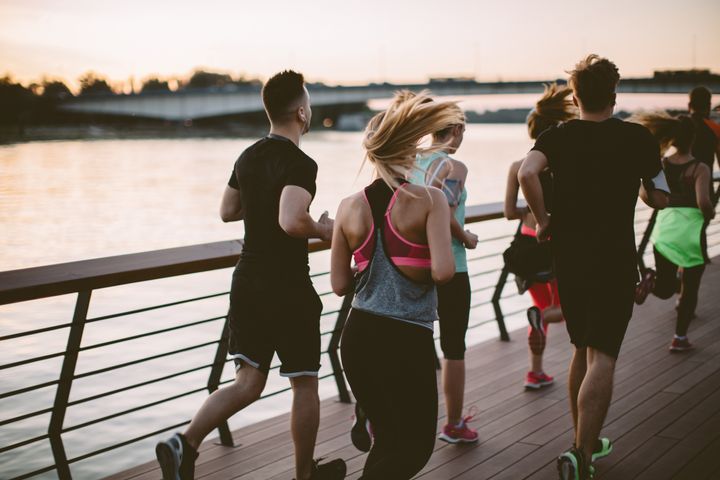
[57,78,720,121]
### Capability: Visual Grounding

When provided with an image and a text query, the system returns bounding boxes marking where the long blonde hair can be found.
[363,90,464,189]
[527,82,577,139]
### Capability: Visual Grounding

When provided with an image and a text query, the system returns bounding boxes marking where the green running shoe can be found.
[592,437,613,462]
[557,447,595,480]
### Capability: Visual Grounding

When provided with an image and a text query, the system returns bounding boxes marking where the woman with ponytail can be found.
[632,111,715,351]
[503,83,576,389]
[330,91,458,479]
[409,101,480,445]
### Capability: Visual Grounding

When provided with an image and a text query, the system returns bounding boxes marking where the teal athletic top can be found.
[410,151,468,272]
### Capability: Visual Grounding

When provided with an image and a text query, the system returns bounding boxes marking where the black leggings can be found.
[437,272,471,360]
[341,309,437,480]
[653,248,706,336]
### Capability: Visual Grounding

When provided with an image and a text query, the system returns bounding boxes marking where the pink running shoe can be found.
[669,337,693,352]
[524,371,554,390]
[439,409,479,444]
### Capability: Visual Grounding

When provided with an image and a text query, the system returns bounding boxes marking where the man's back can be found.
[533,118,661,280]
[230,135,317,273]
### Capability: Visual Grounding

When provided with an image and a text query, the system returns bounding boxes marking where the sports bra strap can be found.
[364,178,408,227]
[426,156,450,186]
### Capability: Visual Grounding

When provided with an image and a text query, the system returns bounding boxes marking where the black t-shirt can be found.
[531,118,662,283]
[228,135,317,274]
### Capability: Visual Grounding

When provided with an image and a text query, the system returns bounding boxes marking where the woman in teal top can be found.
[411,116,480,444]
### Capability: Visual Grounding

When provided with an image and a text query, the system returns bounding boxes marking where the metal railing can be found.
[1,175,719,479]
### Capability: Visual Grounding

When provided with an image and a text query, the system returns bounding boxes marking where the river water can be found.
[0,93,703,479]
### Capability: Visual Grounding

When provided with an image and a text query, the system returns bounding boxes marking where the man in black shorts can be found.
[519,55,669,480]
[155,71,345,480]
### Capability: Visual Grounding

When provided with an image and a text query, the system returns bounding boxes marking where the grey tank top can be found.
[351,188,438,330]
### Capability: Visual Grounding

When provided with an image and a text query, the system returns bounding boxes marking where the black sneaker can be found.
[304,458,346,480]
[155,433,198,480]
[350,403,372,452]
[557,446,594,480]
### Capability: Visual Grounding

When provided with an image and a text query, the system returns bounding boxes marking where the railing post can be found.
[637,209,658,273]
[49,290,92,480]
[208,315,234,446]
[328,294,352,403]
[492,222,522,342]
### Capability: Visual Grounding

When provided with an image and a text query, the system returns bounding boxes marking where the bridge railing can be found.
[1,179,719,480]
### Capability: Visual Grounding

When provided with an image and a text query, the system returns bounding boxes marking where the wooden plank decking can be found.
[108,258,720,480]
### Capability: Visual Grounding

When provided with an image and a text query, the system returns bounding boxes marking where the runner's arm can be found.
[330,199,354,296]
[220,185,244,222]
[694,163,715,220]
[518,151,550,240]
[278,186,333,240]
[430,160,474,246]
[426,188,455,284]
[504,160,528,220]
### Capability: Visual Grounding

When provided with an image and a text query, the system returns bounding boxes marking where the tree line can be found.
[0,70,262,125]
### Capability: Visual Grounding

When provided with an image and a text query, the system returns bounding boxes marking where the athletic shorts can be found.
[557,272,635,359]
[437,272,471,360]
[227,263,322,377]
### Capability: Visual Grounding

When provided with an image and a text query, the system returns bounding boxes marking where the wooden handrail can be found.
[0,201,508,306]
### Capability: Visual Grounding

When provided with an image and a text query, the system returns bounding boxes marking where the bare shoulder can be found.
[695,161,711,179]
[338,191,368,214]
[450,158,468,176]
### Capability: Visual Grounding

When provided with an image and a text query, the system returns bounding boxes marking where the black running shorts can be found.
[227,263,322,376]
[557,272,635,359]
[437,272,471,360]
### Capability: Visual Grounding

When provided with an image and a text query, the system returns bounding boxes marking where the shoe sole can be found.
[527,307,544,335]
[155,442,180,480]
[669,347,693,352]
[557,456,578,480]
[524,380,554,389]
[591,442,613,462]
[350,420,372,452]
[438,433,479,444]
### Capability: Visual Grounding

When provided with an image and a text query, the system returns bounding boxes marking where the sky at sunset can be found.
[1,0,719,90]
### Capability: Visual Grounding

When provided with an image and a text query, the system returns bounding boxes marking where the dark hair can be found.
[568,54,620,112]
[261,70,306,123]
[689,86,711,116]
[629,111,696,154]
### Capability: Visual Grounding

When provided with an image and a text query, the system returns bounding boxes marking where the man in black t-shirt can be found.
[519,55,669,480]
[155,71,346,480]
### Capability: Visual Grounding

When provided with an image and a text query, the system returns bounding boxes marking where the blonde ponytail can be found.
[363,90,465,189]
[527,82,577,139]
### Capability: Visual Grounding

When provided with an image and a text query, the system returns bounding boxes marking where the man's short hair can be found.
[568,55,620,112]
[261,70,306,123]
[689,86,711,115]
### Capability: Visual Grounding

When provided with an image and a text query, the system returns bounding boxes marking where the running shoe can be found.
[527,307,547,356]
[557,447,595,480]
[669,336,694,352]
[350,403,372,452]
[439,408,479,444]
[524,371,554,390]
[306,458,347,480]
[155,433,197,480]
[634,268,656,305]
[591,437,613,462]
[527,306,545,335]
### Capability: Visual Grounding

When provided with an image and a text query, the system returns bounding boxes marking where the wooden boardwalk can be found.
[108,258,720,480]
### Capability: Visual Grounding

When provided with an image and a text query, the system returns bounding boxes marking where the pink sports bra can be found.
[353,181,431,273]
